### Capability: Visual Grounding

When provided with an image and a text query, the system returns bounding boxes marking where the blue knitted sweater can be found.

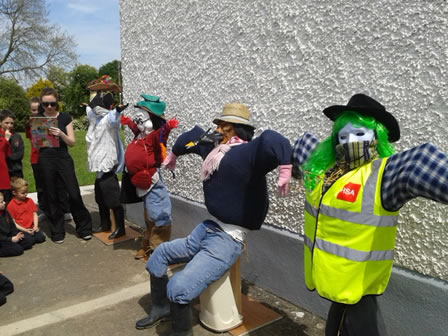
[172,126,292,230]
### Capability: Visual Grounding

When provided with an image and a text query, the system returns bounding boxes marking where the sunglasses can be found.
[41,102,57,107]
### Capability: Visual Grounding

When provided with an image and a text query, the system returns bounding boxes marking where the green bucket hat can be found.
[134,94,166,119]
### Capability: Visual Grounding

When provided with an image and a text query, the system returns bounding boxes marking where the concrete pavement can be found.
[0,186,326,336]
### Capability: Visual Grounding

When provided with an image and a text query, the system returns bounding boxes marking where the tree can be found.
[25,78,53,100]
[0,0,77,80]
[47,65,69,102]
[0,77,29,131]
[64,64,98,118]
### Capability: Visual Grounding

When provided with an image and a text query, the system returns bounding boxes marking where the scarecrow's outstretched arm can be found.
[292,132,320,179]
[381,143,448,211]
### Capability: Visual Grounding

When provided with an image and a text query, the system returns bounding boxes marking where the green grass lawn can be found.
[21,130,123,193]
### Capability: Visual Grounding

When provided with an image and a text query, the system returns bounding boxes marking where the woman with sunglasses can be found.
[37,87,93,244]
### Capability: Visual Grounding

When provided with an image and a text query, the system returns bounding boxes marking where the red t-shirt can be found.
[7,197,37,229]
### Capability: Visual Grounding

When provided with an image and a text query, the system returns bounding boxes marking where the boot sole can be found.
[135,316,171,330]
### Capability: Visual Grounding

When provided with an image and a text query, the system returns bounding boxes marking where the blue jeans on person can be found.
[144,179,172,227]
[147,220,243,304]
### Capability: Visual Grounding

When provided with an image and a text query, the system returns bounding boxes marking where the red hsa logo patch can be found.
[336,182,361,203]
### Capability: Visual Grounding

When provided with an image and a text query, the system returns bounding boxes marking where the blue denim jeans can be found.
[147,220,243,304]
[144,178,172,227]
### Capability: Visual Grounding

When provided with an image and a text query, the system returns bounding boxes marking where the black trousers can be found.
[325,295,388,336]
[0,274,14,306]
[32,163,70,214]
[38,153,92,241]
[0,236,34,257]
[94,171,124,230]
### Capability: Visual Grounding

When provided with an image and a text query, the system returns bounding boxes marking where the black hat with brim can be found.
[323,93,400,143]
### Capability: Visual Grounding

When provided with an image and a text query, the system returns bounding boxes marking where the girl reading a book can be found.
[36,87,93,244]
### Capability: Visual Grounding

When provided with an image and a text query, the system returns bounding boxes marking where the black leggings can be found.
[38,153,92,241]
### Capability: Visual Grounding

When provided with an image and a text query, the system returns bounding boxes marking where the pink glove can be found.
[166,117,179,129]
[277,164,292,197]
[162,152,177,171]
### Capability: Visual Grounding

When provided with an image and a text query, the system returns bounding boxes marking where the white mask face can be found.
[143,119,153,135]
[338,122,375,144]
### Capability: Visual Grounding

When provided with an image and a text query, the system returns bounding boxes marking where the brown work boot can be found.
[135,248,148,259]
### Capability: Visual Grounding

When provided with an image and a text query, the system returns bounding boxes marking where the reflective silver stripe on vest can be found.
[308,159,397,228]
[318,204,397,227]
[315,238,394,261]
[304,235,313,250]
[305,201,318,218]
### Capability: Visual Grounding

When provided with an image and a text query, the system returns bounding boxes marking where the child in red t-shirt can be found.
[6,178,45,244]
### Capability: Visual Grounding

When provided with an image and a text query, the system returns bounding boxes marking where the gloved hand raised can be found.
[116,103,129,113]
[166,117,179,129]
[277,164,292,197]
[162,152,177,171]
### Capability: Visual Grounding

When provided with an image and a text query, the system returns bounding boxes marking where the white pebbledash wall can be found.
[119,1,448,281]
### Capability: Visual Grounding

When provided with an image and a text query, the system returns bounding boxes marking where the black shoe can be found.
[108,227,125,239]
[135,307,171,330]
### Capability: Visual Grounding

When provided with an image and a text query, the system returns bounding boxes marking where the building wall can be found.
[119,0,448,281]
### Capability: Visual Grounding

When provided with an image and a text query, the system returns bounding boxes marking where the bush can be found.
[72,115,89,131]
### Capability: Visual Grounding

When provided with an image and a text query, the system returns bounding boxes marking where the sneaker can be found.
[82,235,92,241]
[64,213,73,221]
[54,239,64,244]
[38,213,47,222]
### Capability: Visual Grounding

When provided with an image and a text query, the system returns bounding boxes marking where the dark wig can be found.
[232,123,255,141]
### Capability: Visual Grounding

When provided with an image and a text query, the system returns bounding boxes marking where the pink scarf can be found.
[200,136,247,181]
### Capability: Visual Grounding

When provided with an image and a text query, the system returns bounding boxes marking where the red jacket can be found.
[124,122,173,177]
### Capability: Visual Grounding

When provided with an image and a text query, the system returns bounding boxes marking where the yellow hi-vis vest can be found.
[304,158,399,304]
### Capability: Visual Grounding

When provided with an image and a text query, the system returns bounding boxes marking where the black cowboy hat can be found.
[323,93,400,142]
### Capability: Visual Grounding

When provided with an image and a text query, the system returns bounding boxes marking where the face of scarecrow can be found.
[337,122,375,144]
[133,109,153,135]
[215,121,237,144]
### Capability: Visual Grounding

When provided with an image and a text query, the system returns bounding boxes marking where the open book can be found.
[29,117,60,148]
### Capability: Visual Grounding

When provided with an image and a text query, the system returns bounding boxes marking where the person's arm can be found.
[13,220,33,234]
[49,121,75,147]
[381,143,448,211]
[32,212,39,232]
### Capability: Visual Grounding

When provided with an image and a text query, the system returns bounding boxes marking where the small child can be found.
[0,109,24,179]
[0,191,33,257]
[7,178,46,245]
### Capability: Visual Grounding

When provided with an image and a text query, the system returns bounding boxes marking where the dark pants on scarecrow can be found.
[325,295,388,336]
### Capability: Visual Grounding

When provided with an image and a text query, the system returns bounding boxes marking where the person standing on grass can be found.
[26,97,72,223]
[36,87,92,244]
[7,178,46,245]
[0,110,24,179]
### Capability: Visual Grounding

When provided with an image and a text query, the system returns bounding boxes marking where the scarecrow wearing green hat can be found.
[120,94,178,260]
[292,93,448,335]
[85,75,128,240]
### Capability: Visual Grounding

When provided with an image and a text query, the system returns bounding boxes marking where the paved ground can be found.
[0,186,326,336]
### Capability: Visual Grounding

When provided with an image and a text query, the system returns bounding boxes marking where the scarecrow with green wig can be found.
[292,93,448,335]
[120,94,178,260]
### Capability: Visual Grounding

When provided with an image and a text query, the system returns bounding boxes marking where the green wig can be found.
[302,111,395,190]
